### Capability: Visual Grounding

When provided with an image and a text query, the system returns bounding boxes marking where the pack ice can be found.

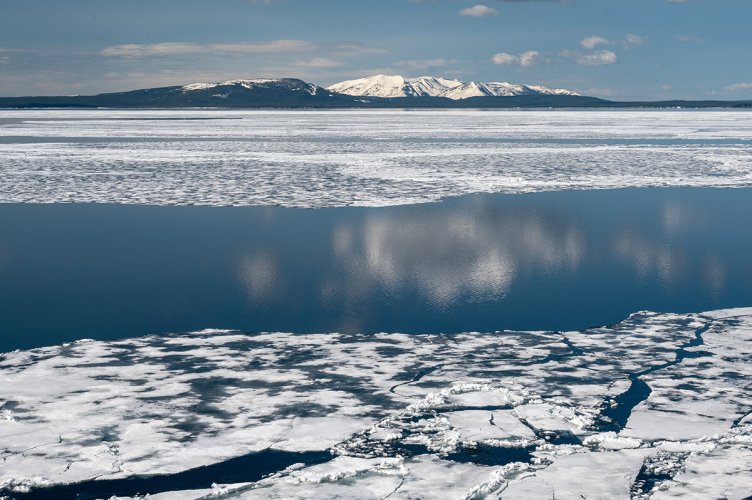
[1,109,752,207]
[1,308,751,498]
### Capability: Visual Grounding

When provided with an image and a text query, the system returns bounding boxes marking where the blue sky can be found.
[1,0,751,100]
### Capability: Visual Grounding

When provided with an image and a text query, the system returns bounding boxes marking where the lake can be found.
[2,109,752,499]
[1,187,751,352]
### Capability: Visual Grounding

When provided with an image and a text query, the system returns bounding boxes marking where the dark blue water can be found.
[1,187,751,352]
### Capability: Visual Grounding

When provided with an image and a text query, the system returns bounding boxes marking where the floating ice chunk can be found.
[512,449,651,500]
[514,402,591,435]
[446,410,536,442]
[624,408,735,441]
[500,475,556,499]
[651,444,752,499]
[583,432,642,450]
[444,390,521,409]
[272,416,373,452]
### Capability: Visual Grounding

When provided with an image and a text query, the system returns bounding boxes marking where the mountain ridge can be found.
[327,74,580,100]
[0,77,750,109]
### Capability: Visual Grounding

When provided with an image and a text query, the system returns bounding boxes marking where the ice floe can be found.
[1,110,752,207]
[1,308,751,498]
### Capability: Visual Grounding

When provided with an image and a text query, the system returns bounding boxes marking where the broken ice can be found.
[2,109,752,207]
[1,308,751,498]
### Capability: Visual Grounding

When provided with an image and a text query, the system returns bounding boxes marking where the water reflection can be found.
[612,197,720,291]
[238,252,280,303]
[330,209,584,309]
[612,230,680,285]
[1,188,751,352]
[661,199,708,236]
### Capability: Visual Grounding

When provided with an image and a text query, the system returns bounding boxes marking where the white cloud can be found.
[580,34,644,51]
[460,4,498,17]
[491,52,517,65]
[101,40,315,57]
[577,50,617,65]
[101,40,386,58]
[725,83,752,92]
[519,50,540,66]
[623,34,645,47]
[661,84,673,91]
[580,36,608,49]
[491,50,540,66]
[324,42,388,55]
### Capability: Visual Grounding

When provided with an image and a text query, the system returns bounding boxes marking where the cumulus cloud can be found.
[491,50,540,66]
[491,52,517,65]
[460,4,498,16]
[518,50,540,66]
[577,50,617,65]
[581,36,608,49]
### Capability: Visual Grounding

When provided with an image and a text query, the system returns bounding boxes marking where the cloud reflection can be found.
[612,199,722,292]
[330,204,585,309]
[238,251,280,303]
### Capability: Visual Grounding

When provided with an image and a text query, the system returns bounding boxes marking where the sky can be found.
[1,0,751,100]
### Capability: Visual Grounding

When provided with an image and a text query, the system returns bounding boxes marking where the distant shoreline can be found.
[1,80,750,110]
[3,103,751,110]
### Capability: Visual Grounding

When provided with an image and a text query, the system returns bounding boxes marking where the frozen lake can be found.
[2,308,751,498]
[1,109,752,207]
[1,109,751,498]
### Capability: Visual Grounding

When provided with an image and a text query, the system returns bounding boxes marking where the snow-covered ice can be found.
[1,308,751,498]
[1,109,752,207]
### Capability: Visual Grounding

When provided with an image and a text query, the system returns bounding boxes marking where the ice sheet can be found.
[1,308,751,498]
[1,110,752,207]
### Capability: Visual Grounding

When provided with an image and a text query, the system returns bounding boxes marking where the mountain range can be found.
[327,74,580,99]
[0,75,750,109]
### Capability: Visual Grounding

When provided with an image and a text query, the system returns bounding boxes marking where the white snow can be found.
[326,74,580,99]
[1,308,752,497]
[1,109,752,208]
[181,79,284,91]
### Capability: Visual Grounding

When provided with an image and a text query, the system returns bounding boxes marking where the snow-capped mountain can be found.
[180,78,320,95]
[0,75,618,108]
[327,75,580,100]
[327,75,464,98]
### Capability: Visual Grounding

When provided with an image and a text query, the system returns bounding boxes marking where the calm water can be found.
[1,187,751,352]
